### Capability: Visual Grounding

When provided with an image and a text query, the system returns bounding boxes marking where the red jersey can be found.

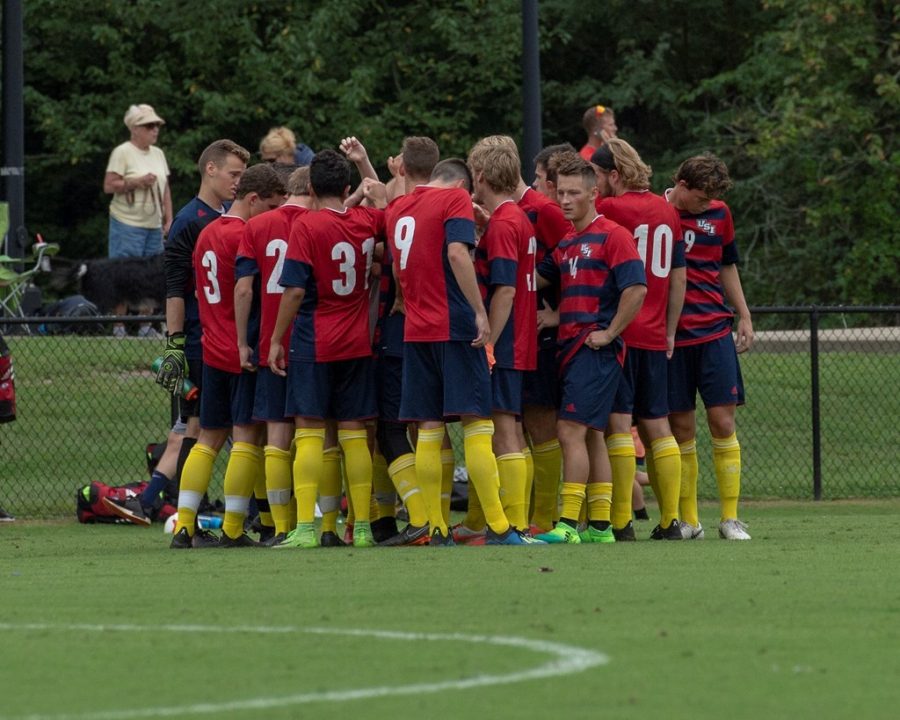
[474,201,537,371]
[193,214,246,373]
[666,195,739,347]
[537,215,646,367]
[596,191,685,350]
[279,206,385,362]
[388,185,478,343]
[236,204,308,366]
[579,144,596,162]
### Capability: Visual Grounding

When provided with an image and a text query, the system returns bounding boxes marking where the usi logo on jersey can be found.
[697,219,716,236]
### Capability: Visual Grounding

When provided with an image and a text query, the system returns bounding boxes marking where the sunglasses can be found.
[141,123,162,130]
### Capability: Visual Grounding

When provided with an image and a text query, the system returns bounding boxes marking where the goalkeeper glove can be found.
[155,332,187,395]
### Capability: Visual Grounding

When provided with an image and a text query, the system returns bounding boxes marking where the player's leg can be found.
[535,418,586,544]
[523,345,562,533]
[220,420,265,546]
[667,343,701,534]
[492,368,528,532]
[440,435,455,530]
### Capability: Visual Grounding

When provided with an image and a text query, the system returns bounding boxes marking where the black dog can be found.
[49,254,166,315]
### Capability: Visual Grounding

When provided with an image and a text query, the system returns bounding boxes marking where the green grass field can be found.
[2,501,899,720]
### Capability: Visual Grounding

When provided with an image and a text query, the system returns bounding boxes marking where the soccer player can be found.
[170,163,286,548]
[534,152,646,544]
[234,166,312,545]
[106,140,250,532]
[579,104,618,162]
[533,143,576,203]
[592,138,687,541]
[268,150,387,549]
[468,137,538,539]
[666,153,754,540]
[390,157,526,545]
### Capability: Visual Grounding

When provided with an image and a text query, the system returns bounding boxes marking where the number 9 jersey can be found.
[279,206,385,363]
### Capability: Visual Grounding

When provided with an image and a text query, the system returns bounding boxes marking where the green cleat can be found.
[271,523,319,549]
[579,524,616,544]
[352,521,376,548]
[535,521,582,544]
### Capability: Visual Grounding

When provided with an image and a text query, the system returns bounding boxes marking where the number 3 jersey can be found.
[193,214,248,373]
[596,191,685,351]
[280,206,385,363]
[236,204,309,366]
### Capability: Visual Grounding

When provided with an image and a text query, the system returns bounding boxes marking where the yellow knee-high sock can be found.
[559,482,586,526]
[530,439,561,531]
[679,439,699,527]
[372,452,396,520]
[645,451,662,514]
[712,433,741,521]
[586,481,612,524]
[319,447,342,534]
[415,427,446,534]
[389,453,428,527]
[522,446,534,527]
[338,429,373,525]
[441,448,455,528]
[174,443,218,535]
[651,436,682,527]
[264,445,293,534]
[607,433,636,530]
[223,442,262,540]
[463,420,509,535]
[497,452,527,530]
[463,474,485,531]
[293,428,324,524]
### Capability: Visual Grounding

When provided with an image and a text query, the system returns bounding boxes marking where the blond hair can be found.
[286,166,310,196]
[467,136,520,194]
[259,127,297,156]
[604,138,652,190]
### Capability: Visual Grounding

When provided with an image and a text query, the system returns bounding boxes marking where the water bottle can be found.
[35,233,52,272]
[150,357,199,400]
[198,514,223,529]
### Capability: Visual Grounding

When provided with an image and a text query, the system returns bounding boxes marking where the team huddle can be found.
[106,116,754,548]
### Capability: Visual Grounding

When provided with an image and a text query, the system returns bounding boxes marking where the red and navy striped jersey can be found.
[192,215,246,373]
[669,197,738,347]
[235,204,308,367]
[388,186,478,343]
[596,191,685,351]
[280,206,385,362]
[474,201,537,371]
[537,215,646,365]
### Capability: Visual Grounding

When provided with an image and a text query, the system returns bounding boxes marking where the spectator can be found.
[579,104,618,162]
[259,127,314,167]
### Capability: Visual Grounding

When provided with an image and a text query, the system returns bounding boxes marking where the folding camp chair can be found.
[0,241,60,332]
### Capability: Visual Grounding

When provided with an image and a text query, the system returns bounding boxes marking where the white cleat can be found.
[680,521,705,539]
[718,518,751,540]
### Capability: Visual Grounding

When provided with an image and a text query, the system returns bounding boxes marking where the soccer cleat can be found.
[634,507,650,521]
[371,516,399,543]
[485,526,528,545]
[191,528,221,548]
[320,530,346,547]
[528,523,550,536]
[218,532,259,548]
[272,523,319,549]
[612,521,637,542]
[718,518,751,540]
[170,527,193,549]
[0,506,16,522]
[649,519,683,541]
[451,523,486,545]
[579,524,616,544]
[680,521,705,540]
[379,523,430,547]
[102,496,151,527]
[535,521,582,544]
[262,532,288,547]
[514,529,547,545]
[429,527,456,546]
[342,524,354,545]
[352,522,376,548]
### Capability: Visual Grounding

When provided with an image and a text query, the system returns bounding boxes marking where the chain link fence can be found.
[1,307,898,518]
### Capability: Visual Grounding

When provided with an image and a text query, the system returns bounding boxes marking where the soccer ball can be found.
[163,513,178,535]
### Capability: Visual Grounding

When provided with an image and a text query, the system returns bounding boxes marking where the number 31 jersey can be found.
[280,206,385,363]
[597,191,685,351]
[236,204,309,367]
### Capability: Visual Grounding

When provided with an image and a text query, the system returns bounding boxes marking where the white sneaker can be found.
[718,518,751,540]
[680,521,705,539]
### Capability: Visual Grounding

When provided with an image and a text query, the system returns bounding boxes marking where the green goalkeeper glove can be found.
[155,332,187,395]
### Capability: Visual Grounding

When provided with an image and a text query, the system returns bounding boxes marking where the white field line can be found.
[0,623,609,720]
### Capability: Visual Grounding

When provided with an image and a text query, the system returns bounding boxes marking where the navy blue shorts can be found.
[558,346,621,430]
[492,367,524,416]
[252,366,289,423]
[376,354,403,423]
[286,356,377,421]
[612,348,670,419]
[667,333,746,412]
[400,341,492,421]
[200,364,258,430]
[522,345,560,409]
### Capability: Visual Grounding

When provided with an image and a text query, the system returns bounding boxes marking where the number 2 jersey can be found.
[279,206,385,363]
[235,204,309,366]
[596,190,685,351]
[667,196,739,347]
